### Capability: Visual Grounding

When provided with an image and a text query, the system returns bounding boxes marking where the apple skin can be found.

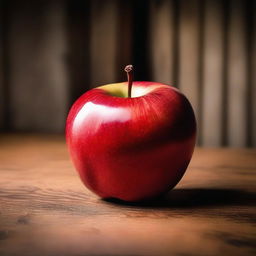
[66,82,196,202]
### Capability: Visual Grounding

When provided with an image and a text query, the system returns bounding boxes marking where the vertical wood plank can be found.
[149,0,175,85]
[252,0,256,146]
[132,0,151,81]
[90,0,118,87]
[201,0,224,146]
[116,1,133,81]
[0,1,10,131]
[8,0,68,132]
[227,0,248,146]
[178,0,201,141]
[66,0,91,104]
[0,3,4,130]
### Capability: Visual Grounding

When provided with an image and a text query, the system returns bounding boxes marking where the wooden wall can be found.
[0,0,255,147]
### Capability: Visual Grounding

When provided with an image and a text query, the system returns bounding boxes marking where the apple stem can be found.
[124,65,133,98]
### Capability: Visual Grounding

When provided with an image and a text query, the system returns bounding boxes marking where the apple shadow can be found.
[102,188,256,209]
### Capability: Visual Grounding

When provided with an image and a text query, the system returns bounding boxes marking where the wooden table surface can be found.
[0,134,255,256]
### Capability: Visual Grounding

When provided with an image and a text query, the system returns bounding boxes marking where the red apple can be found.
[66,66,196,202]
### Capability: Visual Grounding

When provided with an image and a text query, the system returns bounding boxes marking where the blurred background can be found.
[0,0,255,147]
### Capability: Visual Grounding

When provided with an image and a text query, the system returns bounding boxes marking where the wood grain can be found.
[0,134,255,256]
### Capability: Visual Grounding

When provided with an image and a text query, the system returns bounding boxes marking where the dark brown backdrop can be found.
[0,0,255,147]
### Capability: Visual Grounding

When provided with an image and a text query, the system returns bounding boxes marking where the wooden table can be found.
[0,134,255,256]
